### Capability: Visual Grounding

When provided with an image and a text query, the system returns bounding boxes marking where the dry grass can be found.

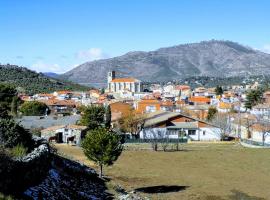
[55,143,270,200]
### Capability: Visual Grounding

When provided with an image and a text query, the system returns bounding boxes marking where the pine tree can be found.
[79,105,106,129]
[244,89,263,109]
[215,85,223,95]
[82,128,123,178]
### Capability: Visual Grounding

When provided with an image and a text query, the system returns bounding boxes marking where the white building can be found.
[139,111,222,141]
[107,71,142,93]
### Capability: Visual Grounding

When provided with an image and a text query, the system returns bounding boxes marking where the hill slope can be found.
[0,64,89,94]
[61,40,270,87]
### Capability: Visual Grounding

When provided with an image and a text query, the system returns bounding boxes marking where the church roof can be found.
[111,78,139,83]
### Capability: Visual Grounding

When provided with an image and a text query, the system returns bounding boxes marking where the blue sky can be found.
[0,0,270,73]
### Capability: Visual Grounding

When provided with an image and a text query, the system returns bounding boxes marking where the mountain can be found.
[0,64,90,95]
[61,40,270,87]
[43,72,59,78]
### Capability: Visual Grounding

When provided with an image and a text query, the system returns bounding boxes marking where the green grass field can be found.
[56,143,270,200]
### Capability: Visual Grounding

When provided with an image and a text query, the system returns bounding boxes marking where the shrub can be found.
[30,128,42,137]
[20,101,48,116]
[0,118,33,149]
[9,144,28,159]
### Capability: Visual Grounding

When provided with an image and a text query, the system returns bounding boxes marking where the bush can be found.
[0,118,33,149]
[30,128,42,137]
[20,101,48,116]
[9,144,28,159]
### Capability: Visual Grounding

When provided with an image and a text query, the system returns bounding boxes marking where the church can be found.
[107,71,142,93]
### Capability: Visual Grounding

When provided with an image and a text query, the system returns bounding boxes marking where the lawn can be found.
[55,143,270,200]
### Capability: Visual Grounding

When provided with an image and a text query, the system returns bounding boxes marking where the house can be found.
[89,89,101,98]
[194,87,207,96]
[107,71,142,93]
[263,91,270,104]
[181,104,210,120]
[250,103,270,117]
[53,91,72,100]
[217,102,232,113]
[33,93,54,100]
[249,123,270,144]
[174,85,191,98]
[188,96,211,105]
[160,100,174,112]
[139,111,221,141]
[136,99,161,113]
[41,124,88,145]
[110,102,133,122]
[39,99,77,115]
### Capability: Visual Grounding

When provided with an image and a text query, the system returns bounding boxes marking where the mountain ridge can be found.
[60,40,270,87]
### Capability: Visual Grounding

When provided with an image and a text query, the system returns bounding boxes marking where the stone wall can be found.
[0,136,52,196]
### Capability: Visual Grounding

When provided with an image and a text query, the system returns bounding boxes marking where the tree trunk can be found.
[99,164,103,178]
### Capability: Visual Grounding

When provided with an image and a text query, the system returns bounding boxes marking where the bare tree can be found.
[211,113,231,140]
[118,111,145,138]
[254,114,270,146]
[160,132,169,151]
[143,128,164,151]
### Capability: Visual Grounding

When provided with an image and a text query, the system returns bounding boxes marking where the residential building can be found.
[136,99,161,113]
[41,124,88,145]
[139,111,221,141]
[39,99,77,115]
[188,96,211,105]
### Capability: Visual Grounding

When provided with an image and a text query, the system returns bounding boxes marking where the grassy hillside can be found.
[0,64,90,95]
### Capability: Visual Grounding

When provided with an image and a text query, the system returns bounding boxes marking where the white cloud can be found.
[30,61,67,73]
[261,44,270,54]
[76,48,108,61]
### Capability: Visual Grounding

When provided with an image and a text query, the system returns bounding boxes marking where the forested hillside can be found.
[0,64,89,94]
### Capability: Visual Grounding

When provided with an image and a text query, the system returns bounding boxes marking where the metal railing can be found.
[124,138,188,143]
[241,139,270,147]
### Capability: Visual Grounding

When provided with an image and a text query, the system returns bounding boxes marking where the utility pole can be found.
[237,94,241,141]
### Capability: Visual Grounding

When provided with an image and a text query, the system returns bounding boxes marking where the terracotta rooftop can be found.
[111,78,138,83]
[175,85,191,91]
[189,96,211,103]
[38,99,76,106]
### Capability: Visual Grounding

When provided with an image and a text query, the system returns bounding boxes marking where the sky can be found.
[0,0,270,73]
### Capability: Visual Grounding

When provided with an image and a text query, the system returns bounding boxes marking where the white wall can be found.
[140,128,179,139]
[139,127,221,141]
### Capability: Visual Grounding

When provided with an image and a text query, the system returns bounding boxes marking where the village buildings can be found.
[17,71,270,145]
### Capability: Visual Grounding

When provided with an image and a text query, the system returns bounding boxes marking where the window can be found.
[146,105,156,113]
[203,131,206,135]
[188,130,196,135]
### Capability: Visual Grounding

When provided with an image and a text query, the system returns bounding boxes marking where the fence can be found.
[241,139,270,147]
[124,138,188,143]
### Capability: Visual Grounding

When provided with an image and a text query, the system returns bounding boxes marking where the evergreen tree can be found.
[0,83,17,114]
[215,85,223,95]
[11,96,21,117]
[244,89,263,109]
[82,128,123,178]
[207,107,218,121]
[100,88,105,94]
[79,105,106,129]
